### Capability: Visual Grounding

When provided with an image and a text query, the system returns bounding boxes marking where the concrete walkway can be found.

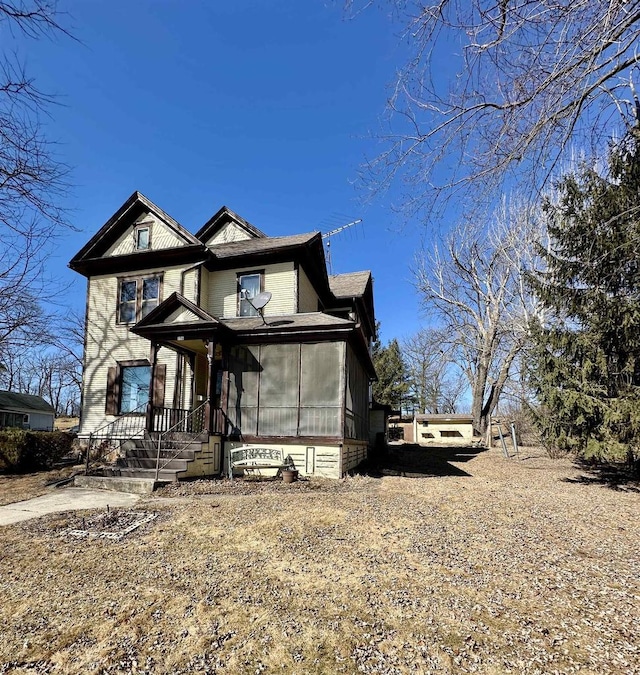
[0,487,141,526]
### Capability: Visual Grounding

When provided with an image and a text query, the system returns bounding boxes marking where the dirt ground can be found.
[0,445,638,674]
[0,466,79,507]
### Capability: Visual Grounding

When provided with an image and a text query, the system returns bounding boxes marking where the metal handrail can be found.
[154,400,209,481]
[86,401,148,475]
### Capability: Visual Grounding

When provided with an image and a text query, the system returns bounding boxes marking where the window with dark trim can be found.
[135,224,151,251]
[117,274,162,323]
[105,360,166,415]
[237,271,263,317]
[0,412,29,429]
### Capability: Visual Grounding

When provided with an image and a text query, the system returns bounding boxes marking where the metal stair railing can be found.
[154,399,208,481]
[86,401,148,475]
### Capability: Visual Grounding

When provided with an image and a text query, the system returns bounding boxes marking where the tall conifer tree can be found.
[530,126,640,467]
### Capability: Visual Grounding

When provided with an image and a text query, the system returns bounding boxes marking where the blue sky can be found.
[21,1,432,343]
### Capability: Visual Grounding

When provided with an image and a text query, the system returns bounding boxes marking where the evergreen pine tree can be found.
[372,338,409,411]
[529,126,640,467]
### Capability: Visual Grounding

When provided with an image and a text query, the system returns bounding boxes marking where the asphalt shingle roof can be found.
[329,271,371,298]
[0,391,55,414]
[210,232,319,258]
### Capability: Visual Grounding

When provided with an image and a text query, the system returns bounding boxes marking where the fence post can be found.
[497,424,509,459]
[510,421,520,458]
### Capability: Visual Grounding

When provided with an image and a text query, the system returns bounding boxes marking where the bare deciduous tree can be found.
[0,1,72,366]
[0,345,81,416]
[349,0,640,216]
[402,327,465,414]
[413,198,543,432]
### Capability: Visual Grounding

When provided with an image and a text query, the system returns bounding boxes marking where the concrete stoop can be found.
[74,474,166,495]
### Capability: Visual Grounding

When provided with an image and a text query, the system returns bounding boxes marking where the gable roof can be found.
[329,271,372,298]
[69,191,207,276]
[196,205,267,244]
[130,292,231,341]
[0,391,55,415]
[134,291,220,327]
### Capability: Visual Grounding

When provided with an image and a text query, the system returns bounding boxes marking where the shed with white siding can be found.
[0,391,55,431]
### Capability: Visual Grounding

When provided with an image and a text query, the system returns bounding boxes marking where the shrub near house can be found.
[0,429,73,472]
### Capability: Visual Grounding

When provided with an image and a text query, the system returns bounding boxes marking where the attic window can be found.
[135,225,150,251]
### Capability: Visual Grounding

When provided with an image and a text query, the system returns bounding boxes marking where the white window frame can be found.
[134,222,152,251]
[237,270,263,317]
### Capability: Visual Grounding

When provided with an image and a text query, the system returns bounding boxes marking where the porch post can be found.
[204,340,215,433]
[147,343,159,433]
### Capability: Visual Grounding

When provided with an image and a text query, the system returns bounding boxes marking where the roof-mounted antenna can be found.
[242,290,272,325]
[322,219,362,275]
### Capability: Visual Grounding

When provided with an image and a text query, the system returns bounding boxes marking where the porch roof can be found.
[222,312,355,339]
[131,297,377,378]
[130,292,232,349]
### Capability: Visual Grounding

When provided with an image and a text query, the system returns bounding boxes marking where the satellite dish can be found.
[251,291,272,310]
[244,290,272,325]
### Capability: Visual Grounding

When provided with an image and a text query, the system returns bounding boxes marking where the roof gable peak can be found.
[69,191,203,271]
[196,205,267,246]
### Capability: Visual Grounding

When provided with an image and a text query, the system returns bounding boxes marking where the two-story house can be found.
[69,192,376,480]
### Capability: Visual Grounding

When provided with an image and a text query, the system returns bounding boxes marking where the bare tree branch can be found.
[412,196,544,431]
[0,1,74,367]
[349,0,640,218]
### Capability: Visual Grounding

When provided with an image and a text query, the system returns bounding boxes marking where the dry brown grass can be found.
[0,466,79,506]
[0,446,638,674]
[54,418,79,432]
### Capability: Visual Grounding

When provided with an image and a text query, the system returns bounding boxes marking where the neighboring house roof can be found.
[196,205,267,244]
[415,414,474,423]
[0,391,55,415]
[329,271,371,298]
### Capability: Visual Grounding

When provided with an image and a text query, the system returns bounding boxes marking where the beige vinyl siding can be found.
[206,262,296,317]
[298,266,319,312]
[105,214,187,256]
[207,222,253,246]
[224,441,341,479]
[199,268,209,312]
[415,420,474,444]
[166,306,201,324]
[79,265,188,436]
[180,266,200,304]
[181,436,221,478]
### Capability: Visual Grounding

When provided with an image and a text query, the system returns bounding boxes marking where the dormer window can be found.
[135,225,150,251]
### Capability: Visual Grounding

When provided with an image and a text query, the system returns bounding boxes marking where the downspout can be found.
[179,261,204,299]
